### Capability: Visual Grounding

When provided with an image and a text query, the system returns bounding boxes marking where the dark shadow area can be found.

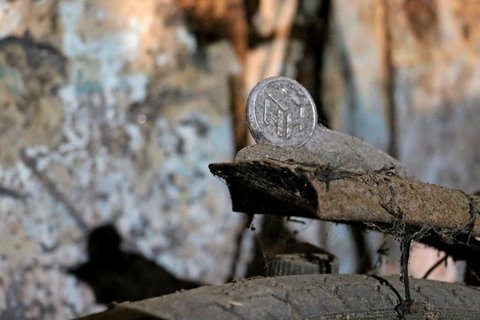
[69,224,201,304]
[292,0,332,127]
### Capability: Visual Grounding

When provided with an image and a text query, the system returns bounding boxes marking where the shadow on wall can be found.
[68,224,202,304]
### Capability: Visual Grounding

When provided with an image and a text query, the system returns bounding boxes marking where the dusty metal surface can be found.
[210,159,480,259]
[211,160,478,232]
[77,274,480,320]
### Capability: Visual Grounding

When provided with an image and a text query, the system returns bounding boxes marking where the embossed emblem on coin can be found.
[247,77,317,147]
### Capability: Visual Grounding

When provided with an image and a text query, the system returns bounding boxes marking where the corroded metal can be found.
[209,159,480,257]
[247,77,317,147]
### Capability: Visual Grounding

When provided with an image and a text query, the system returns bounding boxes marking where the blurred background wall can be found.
[0,0,479,319]
[0,1,241,318]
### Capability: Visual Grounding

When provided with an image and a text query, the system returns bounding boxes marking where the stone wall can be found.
[0,1,241,318]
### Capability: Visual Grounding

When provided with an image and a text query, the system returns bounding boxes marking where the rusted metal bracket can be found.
[209,158,480,258]
[213,77,480,254]
[213,76,480,312]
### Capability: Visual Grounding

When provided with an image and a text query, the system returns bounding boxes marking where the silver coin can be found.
[246,77,317,147]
